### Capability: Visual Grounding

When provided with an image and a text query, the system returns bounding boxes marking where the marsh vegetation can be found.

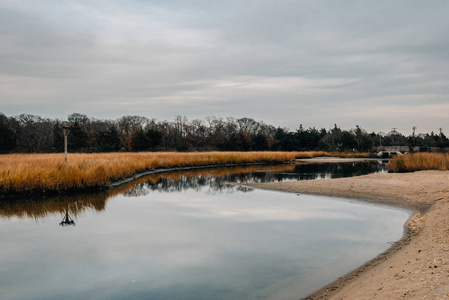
[0,152,296,195]
[0,151,373,196]
[387,153,449,172]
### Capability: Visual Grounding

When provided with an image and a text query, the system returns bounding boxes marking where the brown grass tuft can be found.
[387,153,449,172]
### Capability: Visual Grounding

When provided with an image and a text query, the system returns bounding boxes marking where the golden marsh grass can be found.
[387,153,449,172]
[0,152,299,195]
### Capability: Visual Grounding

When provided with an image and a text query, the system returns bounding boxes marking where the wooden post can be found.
[411,126,416,151]
[63,128,68,162]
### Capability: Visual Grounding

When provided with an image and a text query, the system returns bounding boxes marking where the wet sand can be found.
[247,170,449,299]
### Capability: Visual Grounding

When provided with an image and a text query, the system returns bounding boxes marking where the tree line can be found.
[0,112,447,154]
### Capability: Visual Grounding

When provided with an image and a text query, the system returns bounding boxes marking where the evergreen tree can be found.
[340,131,357,151]
[0,114,16,153]
[146,129,162,149]
[96,126,121,152]
[69,122,88,151]
[108,126,121,150]
[52,123,64,152]
[253,133,269,151]
[436,133,448,148]
[131,129,148,151]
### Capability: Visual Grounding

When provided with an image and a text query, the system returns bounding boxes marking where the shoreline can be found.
[295,157,383,163]
[246,170,449,299]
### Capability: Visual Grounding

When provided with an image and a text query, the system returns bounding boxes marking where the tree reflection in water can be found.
[0,161,386,221]
[123,175,255,197]
[122,161,385,197]
[292,161,386,179]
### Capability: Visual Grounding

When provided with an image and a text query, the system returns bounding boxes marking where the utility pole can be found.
[62,125,70,162]
[378,131,384,150]
[412,126,416,150]
[391,128,398,145]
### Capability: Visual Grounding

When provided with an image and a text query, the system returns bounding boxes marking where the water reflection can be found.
[0,162,385,222]
[0,161,406,300]
[289,161,386,180]
[59,206,76,226]
[114,164,297,196]
[0,192,108,221]
[123,161,385,197]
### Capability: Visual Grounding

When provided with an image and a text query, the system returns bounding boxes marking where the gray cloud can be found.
[1,0,448,133]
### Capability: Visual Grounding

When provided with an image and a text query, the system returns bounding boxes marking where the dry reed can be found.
[387,153,449,172]
[0,152,298,195]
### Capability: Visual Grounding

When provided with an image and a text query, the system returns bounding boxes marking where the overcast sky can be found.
[1,0,448,134]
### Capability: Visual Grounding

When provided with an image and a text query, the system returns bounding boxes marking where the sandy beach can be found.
[247,170,449,299]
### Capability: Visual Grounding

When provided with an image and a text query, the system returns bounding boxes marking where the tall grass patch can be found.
[0,152,297,195]
[387,153,449,172]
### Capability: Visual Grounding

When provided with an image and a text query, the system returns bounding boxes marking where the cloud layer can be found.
[1,0,448,133]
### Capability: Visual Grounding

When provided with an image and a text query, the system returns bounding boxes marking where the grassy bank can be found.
[387,153,449,172]
[0,152,299,195]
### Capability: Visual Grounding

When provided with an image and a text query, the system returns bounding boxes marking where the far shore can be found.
[246,170,449,299]
[296,156,385,163]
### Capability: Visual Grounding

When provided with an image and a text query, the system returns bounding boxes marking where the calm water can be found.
[0,162,408,300]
